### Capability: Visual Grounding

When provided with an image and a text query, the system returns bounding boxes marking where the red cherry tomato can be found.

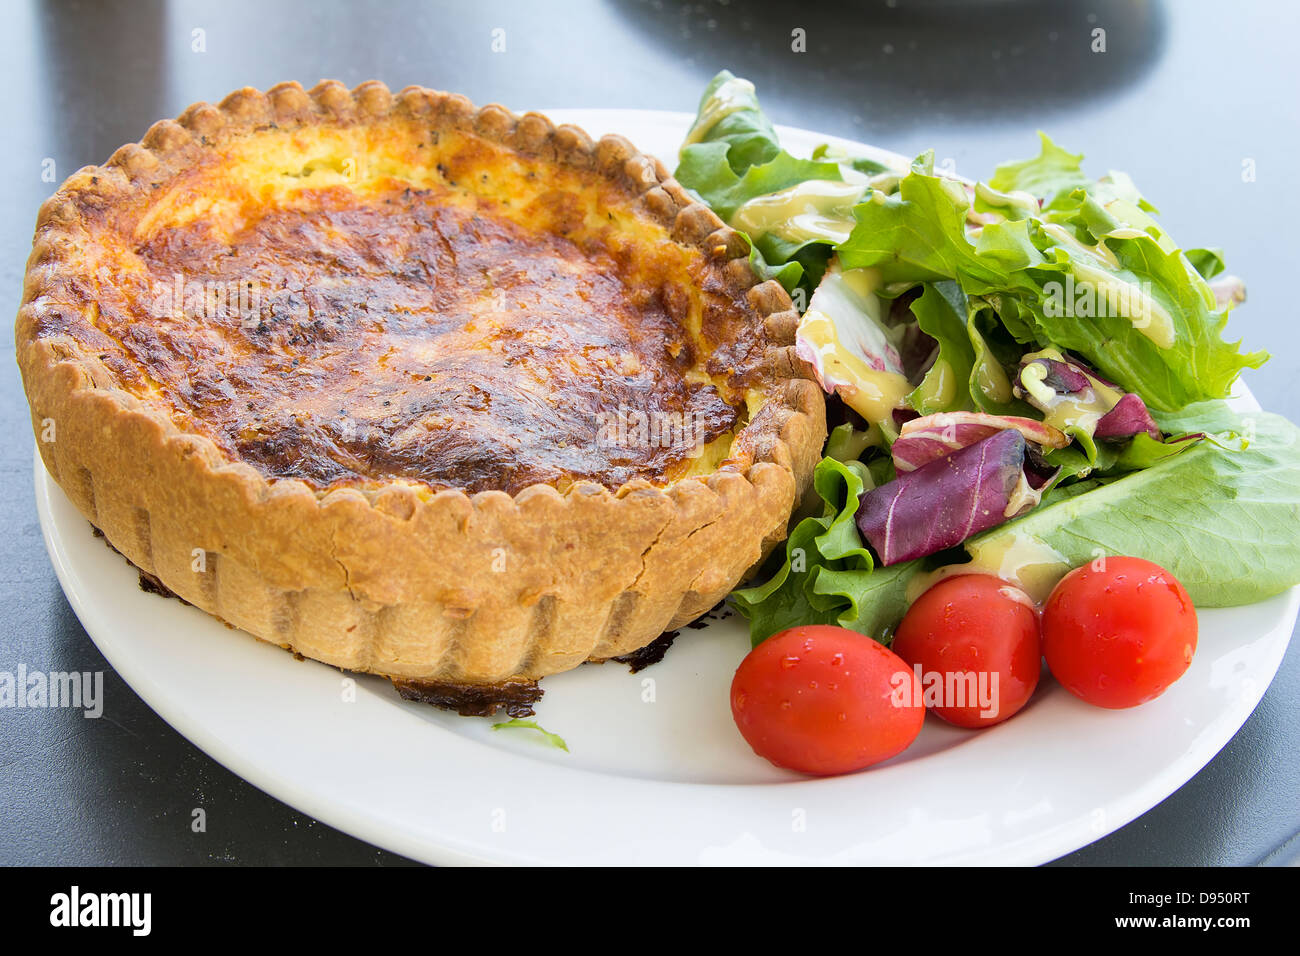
[730,625,924,776]
[892,574,1042,728]
[1042,557,1197,709]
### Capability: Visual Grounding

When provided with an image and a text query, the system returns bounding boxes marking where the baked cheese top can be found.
[44,120,773,494]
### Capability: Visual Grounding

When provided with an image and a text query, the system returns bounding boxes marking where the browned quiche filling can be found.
[44,121,771,495]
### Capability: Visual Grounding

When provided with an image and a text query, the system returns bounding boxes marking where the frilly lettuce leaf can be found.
[731,457,923,645]
[679,70,781,174]
[838,143,1267,411]
[675,71,854,295]
[907,281,976,415]
[987,131,1091,202]
[675,143,843,225]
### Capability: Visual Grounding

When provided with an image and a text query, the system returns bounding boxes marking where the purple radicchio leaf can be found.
[891,411,1067,473]
[857,428,1031,566]
[1016,352,1161,442]
[1094,392,1161,441]
[1034,357,1091,394]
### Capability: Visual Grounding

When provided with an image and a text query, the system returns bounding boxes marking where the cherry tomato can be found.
[892,574,1042,728]
[1042,557,1197,709]
[730,625,924,776]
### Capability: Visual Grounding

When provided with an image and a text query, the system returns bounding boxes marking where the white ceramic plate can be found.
[35,110,1298,866]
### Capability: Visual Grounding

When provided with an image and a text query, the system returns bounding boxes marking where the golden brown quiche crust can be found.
[17,80,825,684]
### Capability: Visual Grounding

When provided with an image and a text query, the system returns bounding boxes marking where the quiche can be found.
[16,80,824,711]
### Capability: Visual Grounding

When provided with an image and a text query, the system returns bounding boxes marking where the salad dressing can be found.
[730,179,868,245]
[972,348,1014,405]
[797,306,912,423]
[1041,391,1119,434]
[973,181,1039,221]
[1018,352,1127,434]
[906,533,1072,605]
[912,358,957,410]
[1040,223,1177,349]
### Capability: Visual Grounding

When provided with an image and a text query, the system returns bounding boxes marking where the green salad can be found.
[674,70,1300,647]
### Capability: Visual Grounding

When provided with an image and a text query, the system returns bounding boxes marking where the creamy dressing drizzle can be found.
[971,335,1014,405]
[798,307,912,423]
[1018,346,1126,434]
[730,179,868,245]
[906,533,1072,605]
[973,181,1039,221]
[1039,223,1177,349]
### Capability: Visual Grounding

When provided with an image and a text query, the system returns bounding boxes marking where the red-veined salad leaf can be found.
[856,428,1037,566]
[892,411,1067,473]
[1095,393,1161,441]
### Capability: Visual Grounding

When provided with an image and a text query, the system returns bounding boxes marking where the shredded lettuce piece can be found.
[491,719,569,752]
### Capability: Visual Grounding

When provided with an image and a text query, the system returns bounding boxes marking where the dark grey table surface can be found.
[1,0,1297,866]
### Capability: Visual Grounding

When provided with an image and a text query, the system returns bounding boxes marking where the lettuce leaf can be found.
[968,403,1300,606]
[676,143,844,224]
[675,71,856,296]
[987,132,1091,202]
[838,144,1267,411]
[907,281,976,415]
[679,70,781,174]
[731,458,924,645]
